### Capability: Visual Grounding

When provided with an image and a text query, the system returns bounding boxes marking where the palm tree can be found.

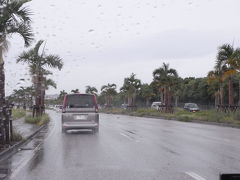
[71,89,79,93]
[217,44,240,106]
[120,73,141,107]
[207,61,227,107]
[58,90,67,100]
[10,86,34,108]
[17,40,63,116]
[139,83,154,107]
[41,78,57,111]
[0,0,33,107]
[85,86,98,95]
[153,63,178,112]
[101,83,117,107]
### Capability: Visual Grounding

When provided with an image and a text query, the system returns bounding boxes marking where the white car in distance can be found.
[151,102,162,110]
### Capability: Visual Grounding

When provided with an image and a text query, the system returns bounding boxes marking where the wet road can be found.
[8,110,240,180]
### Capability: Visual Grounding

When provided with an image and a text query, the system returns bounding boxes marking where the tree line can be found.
[55,43,240,112]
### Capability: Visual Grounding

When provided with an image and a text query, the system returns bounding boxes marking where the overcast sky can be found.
[4,0,240,95]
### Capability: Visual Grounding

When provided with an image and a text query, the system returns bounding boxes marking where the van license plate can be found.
[75,115,87,120]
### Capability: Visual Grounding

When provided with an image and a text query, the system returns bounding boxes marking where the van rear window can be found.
[65,95,94,108]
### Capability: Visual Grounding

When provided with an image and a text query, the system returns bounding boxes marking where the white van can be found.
[151,102,162,110]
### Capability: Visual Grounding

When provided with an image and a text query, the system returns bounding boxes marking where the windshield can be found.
[188,103,198,108]
[65,95,94,108]
[2,0,240,180]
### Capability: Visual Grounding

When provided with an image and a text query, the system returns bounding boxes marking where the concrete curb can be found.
[0,124,47,162]
[102,112,240,129]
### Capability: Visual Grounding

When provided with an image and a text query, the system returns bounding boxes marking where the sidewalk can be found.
[0,115,47,162]
[12,117,39,139]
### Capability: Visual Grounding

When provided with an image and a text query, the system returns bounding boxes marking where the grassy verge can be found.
[12,109,26,120]
[25,114,50,126]
[101,108,240,126]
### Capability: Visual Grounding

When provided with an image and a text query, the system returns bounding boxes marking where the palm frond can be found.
[44,55,63,70]
[7,22,33,47]
[17,22,34,47]
[33,40,44,55]
[45,78,57,89]
[17,49,35,63]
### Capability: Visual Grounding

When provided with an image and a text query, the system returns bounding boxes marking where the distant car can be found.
[61,93,99,133]
[54,105,63,112]
[151,102,162,110]
[121,103,128,109]
[184,103,200,112]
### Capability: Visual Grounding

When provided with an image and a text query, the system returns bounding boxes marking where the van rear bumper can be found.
[62,122,98,130]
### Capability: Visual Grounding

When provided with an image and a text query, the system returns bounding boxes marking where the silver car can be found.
[61,93,99,133]
[183,103,200,112]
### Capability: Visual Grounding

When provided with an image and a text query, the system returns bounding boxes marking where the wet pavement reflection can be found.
[0,110,240,180]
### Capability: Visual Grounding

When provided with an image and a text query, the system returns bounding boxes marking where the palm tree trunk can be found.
[110,96,113,106]
[160,88,164,103]
[132,93,136,106]
[35,73,42,116]
[175,96,178,107]
[215,91,219,108]
[0,47,5,107]
[167,88,172,113]
[220,86,224,105]
[163,87,167,106]
[128,95,131,106]
[41,89,45,114]
[228,77,234,106]
[164,87,168,112]
[0,63,5,107]
[238,80,240,106]
[146,98,150,107]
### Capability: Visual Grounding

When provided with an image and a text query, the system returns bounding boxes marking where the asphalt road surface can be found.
[7,110,240,180]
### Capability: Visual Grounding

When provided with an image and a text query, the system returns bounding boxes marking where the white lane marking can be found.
[120,133,133,140]
[120,133,140,142]
[186,172,207,180]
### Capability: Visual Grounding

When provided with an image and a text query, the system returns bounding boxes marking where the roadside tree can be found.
[153,63,178,112]
[0,0,33,107]
[120,73,141,107]
[217,44,240,105]
[101,83,117,107]
[17,40,63,116]
[85,86,98,95]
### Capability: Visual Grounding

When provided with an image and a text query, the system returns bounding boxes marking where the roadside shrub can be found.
[233,111,240,121]
[38,114,50,126]
[12,130,23,142]
[25,114,50,126]
[101,107,240,126]
[12,109,26,120]
[25,116,40,124]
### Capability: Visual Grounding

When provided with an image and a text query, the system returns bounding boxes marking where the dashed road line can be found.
[120,133,133,140]
[120,133,140,142]
[186,171,207,180]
